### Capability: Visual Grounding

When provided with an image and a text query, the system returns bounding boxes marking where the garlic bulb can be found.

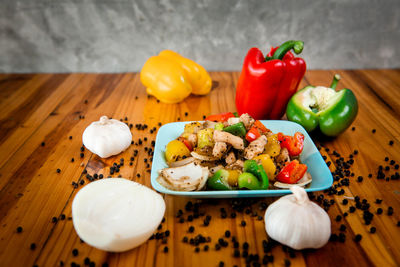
[264,186,331,250]
[82,116,132,158]
[72,178,165,252]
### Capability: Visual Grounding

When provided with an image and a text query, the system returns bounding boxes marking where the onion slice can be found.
[72,178,165,252]
[274,172,312,189]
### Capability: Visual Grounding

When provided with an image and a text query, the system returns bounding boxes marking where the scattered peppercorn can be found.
[30,243,36,250]
[163,246,168,253]
[241,220,246,226]
[72,248,79,256]
[370,227,376,233]
[16,226,23,233]
[354,234,362,242]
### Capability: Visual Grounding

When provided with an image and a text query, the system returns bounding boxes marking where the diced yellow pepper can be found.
[159,50,212,95]
[264,134,281,157]
[197,128,214,149]
[227,170,241,187]
[254,154,276,181]
[165,140,191,163]
[140,56,192,103]
[184,122,203,134]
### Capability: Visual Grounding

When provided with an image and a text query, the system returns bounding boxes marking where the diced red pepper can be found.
[277,132,304,156]
[178,137,193,151]
[276,160,307,184]
[245,126,261,142]
[205,112,235,122]
[253,120,268,133]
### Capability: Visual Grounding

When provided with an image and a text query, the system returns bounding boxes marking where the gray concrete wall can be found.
[0,0,399,73]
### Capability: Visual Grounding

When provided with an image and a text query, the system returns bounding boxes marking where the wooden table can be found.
[0,70,399,267]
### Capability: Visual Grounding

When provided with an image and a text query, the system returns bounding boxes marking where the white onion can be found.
[72,178,165,252]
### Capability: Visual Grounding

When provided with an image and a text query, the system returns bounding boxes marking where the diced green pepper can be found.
[214,122,224,131]
[207,169,232,190]
[286,74,358,137]
[238,160,269,190]
[223,122,246,137]
[238,172,260,190]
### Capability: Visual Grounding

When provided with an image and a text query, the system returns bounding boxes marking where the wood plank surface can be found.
[0,70,399,267]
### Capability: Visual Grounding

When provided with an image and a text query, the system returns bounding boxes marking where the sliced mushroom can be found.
[157,162,209,191]
[213,130,244,150]
[244,135,268,159]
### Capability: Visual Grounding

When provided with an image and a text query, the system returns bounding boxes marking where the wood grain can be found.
[0,71,399,267]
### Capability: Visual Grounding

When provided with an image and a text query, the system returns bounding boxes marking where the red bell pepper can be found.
[235,40,306,120]
[277,132,304,157]
[245,126,261,142]
[205,112,235,122]
[245,120,268,142]
[253,120,268,133]
[276,160,307,184]
[178,137,193,151]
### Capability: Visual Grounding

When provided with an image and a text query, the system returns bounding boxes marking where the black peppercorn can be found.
[16,226,23,233]
[354,234,362,242]
[72,248,78,256]
[241,220,246,226]
[370,227,376,233]
[163,246,168,253]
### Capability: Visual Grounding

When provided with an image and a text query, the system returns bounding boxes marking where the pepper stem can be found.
[330,74,341,90]
[269,40,304,60]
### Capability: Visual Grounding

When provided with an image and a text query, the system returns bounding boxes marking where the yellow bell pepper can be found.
[140,56,191,103]
[264,134,281,157]
[159,50,212,95]
[254,154,277,181]
[165,140,191,163]
[140,50,212,103]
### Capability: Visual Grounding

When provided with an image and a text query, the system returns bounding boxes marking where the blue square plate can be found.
[151,120,333,198]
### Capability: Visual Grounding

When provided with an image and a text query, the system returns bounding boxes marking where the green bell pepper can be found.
[286,74,358,136]
[238,160,269,190]
[214,122,224,131]
[207,169,232,190]
[223,122,247,137]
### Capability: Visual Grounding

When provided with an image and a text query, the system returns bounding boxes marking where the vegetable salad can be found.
[157,112,312,191]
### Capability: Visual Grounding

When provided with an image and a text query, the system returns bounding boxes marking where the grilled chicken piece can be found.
[275,147,290,171]
[227,117,240,126]
[212,142,227,158]
[227,159,244,170]
[244,135,268,159]
[213,130,244,150]
[239,113,255,130]
[225,151,236,165]
[157,162,208,191]
[187,133,197,147]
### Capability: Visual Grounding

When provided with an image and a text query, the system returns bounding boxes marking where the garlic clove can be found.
[72,178,165,252]
[82,116,132,158]
[264,185,331,250]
